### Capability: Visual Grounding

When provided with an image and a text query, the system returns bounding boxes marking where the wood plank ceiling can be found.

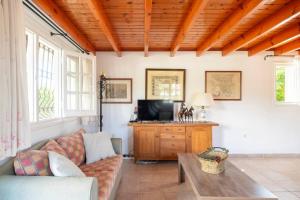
[34,0,300,56]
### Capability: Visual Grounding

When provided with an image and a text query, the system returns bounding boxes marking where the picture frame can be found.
[145,69,186,102]
[103,78,132,104]
[205,71,242,101]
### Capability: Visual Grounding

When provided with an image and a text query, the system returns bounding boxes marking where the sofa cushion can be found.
[41,140,68,157]
[14,150,52,176]
[80,155,123,200]
[48,151,86,177]
[83,133,116,164]
[56,129,85,166]
[80,155,123,176]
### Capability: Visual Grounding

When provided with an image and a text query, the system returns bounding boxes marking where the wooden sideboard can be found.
[128,122,219,161]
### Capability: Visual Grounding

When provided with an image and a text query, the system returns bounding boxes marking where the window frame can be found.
[63,51,97,117]
[25,28,97,126]
[273,60,300,106]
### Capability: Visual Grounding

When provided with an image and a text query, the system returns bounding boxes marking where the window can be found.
[275,59,300,104]
[25,29,96,123]
[64,53,95,116]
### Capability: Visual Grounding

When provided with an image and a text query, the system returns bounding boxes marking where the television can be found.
[137,100,174,121]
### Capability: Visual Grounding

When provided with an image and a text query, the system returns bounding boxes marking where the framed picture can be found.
[103,78,132,103]
[205,71,242,100]
[146,69,185,102]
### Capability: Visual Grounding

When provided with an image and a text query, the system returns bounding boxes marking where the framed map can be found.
[103,78,132,103]
[205,71,242,100]
[146,69,185,102]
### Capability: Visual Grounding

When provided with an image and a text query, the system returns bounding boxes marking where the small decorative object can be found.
[192,93,214,121]
[198,147,229,174]
[146,68,185,102]
[205,71,242,100]
[103,78,132,104]
[177,102,187,122]
[98,73,107,131]
[184,106,194,122]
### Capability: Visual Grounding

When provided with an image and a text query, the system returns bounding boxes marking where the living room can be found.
[1,0,300,200]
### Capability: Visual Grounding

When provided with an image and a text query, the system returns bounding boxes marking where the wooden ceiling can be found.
[32,0,300,56]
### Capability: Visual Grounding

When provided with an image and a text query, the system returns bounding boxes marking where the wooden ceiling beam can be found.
[196,0,263,56]
[274,38,300,55]
[170,0,209,57]
[144,0,152,57]
[87,0,121,57]
[32,0,96,54]
[222,0,300,56]
[248,23,300,56]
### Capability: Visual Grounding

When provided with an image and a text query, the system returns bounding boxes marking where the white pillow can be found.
[83,132,116,164]
[48,151,85,177]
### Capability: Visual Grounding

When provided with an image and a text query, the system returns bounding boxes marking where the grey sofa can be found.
[0,138,123,200]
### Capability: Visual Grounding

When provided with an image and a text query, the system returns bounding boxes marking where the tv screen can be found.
[137,100,174,121]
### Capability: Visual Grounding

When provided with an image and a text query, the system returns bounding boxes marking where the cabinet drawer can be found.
[160,132,185,140]
[160,140,186,151]
[160,126,185,133]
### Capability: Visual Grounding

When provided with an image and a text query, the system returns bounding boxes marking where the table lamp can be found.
[192,93,214,121]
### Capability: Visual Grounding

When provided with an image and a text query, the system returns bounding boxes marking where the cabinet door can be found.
[135,126,159,159]
[186,126,212,153]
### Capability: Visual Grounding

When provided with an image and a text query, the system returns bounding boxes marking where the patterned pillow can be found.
[56,129,85,166]
[41,140,68,157]
[14,150,52,176]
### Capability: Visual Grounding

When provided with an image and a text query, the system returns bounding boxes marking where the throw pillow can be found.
[14,150,52,176]
[83,132,116,164]
[56,129,85,166]
[41,140,68,157]
[48,151,85,177]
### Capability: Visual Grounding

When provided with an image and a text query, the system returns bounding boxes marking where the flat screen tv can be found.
[137,100,174,121]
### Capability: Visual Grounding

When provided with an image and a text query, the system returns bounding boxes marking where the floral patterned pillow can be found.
[14,150,52,176]
[56,129,86,166]
[41,140,68,157]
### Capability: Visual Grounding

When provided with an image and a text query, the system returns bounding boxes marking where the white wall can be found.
[97,51,300,155]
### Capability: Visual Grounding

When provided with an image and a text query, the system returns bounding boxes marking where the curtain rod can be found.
[264,55,295,61]
[22,0,89,54]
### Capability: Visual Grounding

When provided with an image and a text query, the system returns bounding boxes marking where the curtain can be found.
[0,0,31,159]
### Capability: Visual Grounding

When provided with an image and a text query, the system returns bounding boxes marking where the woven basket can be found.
[197,147,229,174]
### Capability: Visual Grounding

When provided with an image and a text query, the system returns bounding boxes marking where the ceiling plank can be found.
[87,0,121,57]
[222,0,300,56]
[144,0,152,57]
[248,23,300,56]
[32,0,96,54]
[274,38,300,55]
[196,0,263,56]
[170,0,209,57]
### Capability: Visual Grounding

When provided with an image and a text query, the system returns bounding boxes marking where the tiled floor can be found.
[116,157,300,200]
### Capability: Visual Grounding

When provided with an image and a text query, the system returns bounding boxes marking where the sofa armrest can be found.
[0,175,98,200]
[111,138,122,155]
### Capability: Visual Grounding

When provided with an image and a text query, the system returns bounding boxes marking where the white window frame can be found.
[273,60,300,106]
[63,51,97,117]
[25,28,96,127]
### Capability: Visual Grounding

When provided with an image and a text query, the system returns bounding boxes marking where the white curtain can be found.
[0,0,31,159]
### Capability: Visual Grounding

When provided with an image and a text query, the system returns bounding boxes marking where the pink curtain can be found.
[0,0,31,159]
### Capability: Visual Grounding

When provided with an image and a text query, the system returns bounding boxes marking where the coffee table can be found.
[178,153,278,200]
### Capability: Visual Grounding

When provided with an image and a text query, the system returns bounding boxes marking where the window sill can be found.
[30,117,79,131]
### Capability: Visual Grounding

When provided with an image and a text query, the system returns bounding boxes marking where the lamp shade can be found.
[192,93,214,108]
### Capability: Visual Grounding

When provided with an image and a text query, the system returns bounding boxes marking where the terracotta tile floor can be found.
[116,157,300,200]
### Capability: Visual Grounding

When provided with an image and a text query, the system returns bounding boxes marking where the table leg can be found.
[178,162,185,183]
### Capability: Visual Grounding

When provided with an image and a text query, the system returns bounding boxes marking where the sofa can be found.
[0,132,123,200]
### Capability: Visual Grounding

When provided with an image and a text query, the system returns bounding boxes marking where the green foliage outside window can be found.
[38,87,55,119]
[275,68,285,102]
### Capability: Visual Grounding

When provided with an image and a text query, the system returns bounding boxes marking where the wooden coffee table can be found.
[178,153,278,200]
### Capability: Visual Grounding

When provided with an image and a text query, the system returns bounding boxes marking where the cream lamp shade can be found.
[192,93,214,108]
